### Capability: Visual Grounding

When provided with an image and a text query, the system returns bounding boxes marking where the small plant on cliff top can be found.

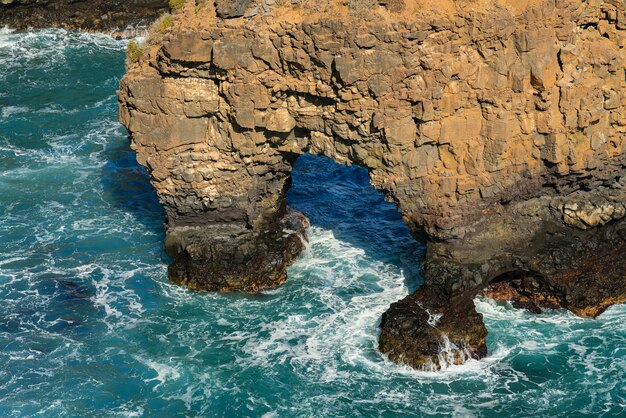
[159,14,175,34]
[169,0,186,10]
[126,40,143,65]
[144,14,176,48]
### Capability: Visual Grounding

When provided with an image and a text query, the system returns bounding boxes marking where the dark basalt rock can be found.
[481,276,565,314]
[0,0,169,33]
[166,208,309,292]
[215,0,252,18]
[379,216,626,369]
[379,287,488,370]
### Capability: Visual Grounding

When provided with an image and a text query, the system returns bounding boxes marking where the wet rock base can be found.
[165,209,309,293]
[380,218,626,369]
[379,286,488,370]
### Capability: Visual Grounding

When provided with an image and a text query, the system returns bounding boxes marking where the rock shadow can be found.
[100,138,169,262]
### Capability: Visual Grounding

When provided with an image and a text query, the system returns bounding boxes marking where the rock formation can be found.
[118,0,626,369]
[0,0,169,34]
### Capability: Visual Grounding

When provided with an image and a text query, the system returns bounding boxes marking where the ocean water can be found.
[0,28,625,417]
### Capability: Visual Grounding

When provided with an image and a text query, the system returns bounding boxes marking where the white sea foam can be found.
[0,256,28,267]
[134,356,181,390]
[0,105,29,119]
[240,226,412,380]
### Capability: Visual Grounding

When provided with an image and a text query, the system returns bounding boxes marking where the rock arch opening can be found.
[287,153,425,292]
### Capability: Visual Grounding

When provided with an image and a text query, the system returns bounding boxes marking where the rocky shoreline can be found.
[0,0,168,36]
[4,0,624,370]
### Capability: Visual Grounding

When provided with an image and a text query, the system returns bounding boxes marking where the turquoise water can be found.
[0,28,625,417]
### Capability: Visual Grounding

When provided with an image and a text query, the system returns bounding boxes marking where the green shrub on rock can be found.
[169,0,185,10]
[126,40,143,64]
[144,14,176,47]
[159,15,175,34]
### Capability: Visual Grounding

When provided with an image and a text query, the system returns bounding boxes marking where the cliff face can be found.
[118,0,626,369]
[0,0,168,33]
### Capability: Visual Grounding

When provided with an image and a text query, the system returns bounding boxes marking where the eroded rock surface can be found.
[118,0,626,369]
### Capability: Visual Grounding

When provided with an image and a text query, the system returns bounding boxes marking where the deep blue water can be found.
[0,28,625,417]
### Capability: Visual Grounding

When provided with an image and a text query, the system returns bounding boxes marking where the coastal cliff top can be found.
[165,0,548,31]
[129,0,609,73]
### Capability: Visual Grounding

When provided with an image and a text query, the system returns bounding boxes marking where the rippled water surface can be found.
[0,28,625,417]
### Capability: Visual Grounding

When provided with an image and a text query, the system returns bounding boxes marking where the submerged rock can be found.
[116,0,626,369]
[379,287,488,370]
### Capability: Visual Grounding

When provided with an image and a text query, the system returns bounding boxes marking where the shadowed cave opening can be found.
[286,153,425,293]
[482,269,565,314]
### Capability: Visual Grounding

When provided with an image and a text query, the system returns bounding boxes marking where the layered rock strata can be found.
[0,0,168,34]
[118,0,626,369]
